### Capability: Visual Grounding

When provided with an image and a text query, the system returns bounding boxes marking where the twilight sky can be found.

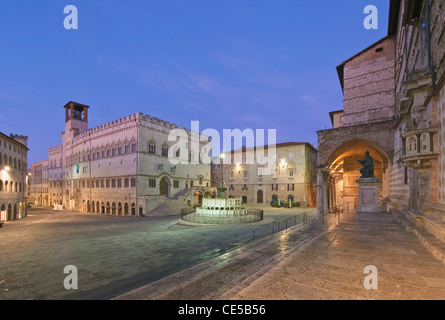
[0,0,389,166]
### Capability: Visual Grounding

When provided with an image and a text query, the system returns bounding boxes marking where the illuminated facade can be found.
[0,132,29,222]
[29,101,212,216]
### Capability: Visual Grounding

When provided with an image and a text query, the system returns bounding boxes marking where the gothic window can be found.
[148,141,156,155]
[162,145,169,157]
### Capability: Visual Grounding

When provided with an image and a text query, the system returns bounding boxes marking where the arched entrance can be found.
[118,202,122,215]
[7,204,11,221]
[321,139,391,215]
[19,202,23,219]
[194,191,203,207]
[1,204,5,221]
[13,204,17,220]
[160,177,170,197]
[257,190,263,204]
[65,189,70,208]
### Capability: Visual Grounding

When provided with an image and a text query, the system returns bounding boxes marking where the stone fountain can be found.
[180,181,263,225]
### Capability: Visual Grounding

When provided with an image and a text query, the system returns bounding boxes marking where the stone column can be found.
[70,103,74,120]
[83,107,88,123]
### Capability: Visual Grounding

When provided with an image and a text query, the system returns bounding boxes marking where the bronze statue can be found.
[356,151,374,178]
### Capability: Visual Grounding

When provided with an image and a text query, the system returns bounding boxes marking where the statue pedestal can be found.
[356,178,381,213]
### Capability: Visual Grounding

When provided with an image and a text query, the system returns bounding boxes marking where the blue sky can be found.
[0,0,389,165]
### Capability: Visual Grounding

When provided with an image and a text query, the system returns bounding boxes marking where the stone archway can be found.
[194,191,203,207]
[318,139,391,216]
[13,204,17,220]
[257,190,263,204]
[159,176,171,197]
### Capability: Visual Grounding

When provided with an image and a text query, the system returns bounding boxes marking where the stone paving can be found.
[0,205,314,300]
[2,206,445,300]
[117,211,445,300]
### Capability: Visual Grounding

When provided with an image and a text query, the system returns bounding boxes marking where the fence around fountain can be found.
[180,207,263,224]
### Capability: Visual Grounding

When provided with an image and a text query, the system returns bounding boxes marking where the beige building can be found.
[29,159,49,206]
[212,142,317,206]
[0,132,29,222]
[30,101,213,215]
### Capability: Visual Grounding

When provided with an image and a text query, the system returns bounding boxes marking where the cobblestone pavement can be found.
[0,205,314,300]
[117,211,445,300]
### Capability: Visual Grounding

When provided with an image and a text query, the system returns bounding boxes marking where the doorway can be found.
[257,190,263,204]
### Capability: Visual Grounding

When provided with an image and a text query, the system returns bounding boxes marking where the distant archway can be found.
[159,176,170,197]
[324,139,391,214]
[257,190,263,204]
[194,191,203,207]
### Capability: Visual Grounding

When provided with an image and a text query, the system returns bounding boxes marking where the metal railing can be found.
[252,212,310,242]
[180,208,264,225]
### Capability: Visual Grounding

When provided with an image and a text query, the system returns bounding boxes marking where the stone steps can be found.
[147,198,188,217]
[393,210,445,264]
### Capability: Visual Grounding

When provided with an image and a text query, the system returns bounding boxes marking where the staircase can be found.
[393,209,445,264]
[147,198,189,217]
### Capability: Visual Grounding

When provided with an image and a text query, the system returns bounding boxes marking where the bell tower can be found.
[62,101,89,143]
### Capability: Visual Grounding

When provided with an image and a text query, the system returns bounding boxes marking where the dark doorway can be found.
[160,177,169,197]
[257,190,263,203]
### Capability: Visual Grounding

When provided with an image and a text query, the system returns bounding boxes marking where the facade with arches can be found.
[0,132,29,222]
[317,0,445,220]
[28,101,211,216]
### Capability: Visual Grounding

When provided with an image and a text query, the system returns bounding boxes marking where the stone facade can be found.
[29,159,49,206]
[212,142,317,207]
[30,101,213,216]
[317,0,445,220]
[0,132,29,221]
[390,0,445,215]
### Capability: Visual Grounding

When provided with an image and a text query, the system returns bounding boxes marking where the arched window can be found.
[162,144,169,157]
[148,141,156,155]
[0,180,3,192]
[0,153,2,165]
[198,176,203,185]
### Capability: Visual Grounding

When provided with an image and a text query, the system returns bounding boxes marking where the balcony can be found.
[401,128,438,168]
